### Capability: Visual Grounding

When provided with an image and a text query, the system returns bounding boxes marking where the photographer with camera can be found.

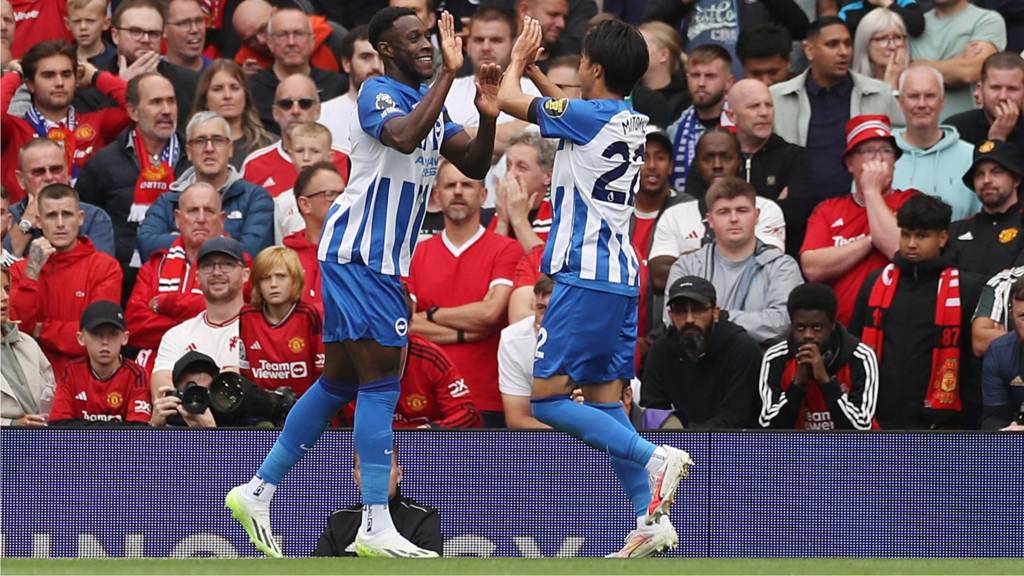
[150,237,249,413]
[150,351,219,428]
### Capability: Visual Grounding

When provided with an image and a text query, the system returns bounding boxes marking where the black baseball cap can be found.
[172,351,219,385]
[80,300,126,332]
[667,276,717,307]
[963,139,1024,189]
[197,236,245,264]
[645,125,672,152]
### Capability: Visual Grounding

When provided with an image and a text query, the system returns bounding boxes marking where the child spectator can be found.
[239,246,323,397]
[276,122,333,242]
[64,0,115,69]
[48,300,151,426]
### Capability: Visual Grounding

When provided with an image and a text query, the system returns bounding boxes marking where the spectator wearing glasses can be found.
[163,0,210,73]
[248,7,346,136]
[241,74,350,199]
[232,0,274,78]
[282,161,344,314]
[90,0,198,132]
[274,122,334,243]
[137,111,273,261]
[850,9,912,93]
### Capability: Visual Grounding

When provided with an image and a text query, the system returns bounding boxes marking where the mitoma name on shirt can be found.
[250,359,308,379]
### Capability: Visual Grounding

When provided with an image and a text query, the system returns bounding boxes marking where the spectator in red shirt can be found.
[126,182,226,373]
[241,74,349,198]
[1,40,130,202]
[282,161,345,314]
[231,0,273,78]
[239,246,324,397]
[275,121,333,243]
[7,0,72,59]
[0,0,14,66]
[49,300,152,426]
[407,160,524,427]
[396,334,482,428]
[800,114,915,325]
[8,183,122,376]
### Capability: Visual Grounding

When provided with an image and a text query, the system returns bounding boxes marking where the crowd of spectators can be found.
[1,0,1022,432]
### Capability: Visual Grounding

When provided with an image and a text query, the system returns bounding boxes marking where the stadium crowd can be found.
[2,0,1024,432]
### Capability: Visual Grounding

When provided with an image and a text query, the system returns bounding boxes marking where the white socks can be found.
[361,503,396,537]
[245,475,277,505]
[645,446,668,476]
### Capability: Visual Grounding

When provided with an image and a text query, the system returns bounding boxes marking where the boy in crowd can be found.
[48,300,151,426]
[276,122,334,243]
[65,0,115,69]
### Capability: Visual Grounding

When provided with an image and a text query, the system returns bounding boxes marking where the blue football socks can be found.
[531,396,657,465]
[256,377,356,485]
[353,376,401,506]
[587,401,653,517]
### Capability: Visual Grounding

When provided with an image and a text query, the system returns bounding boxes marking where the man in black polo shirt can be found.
[949,139,1024,278]
[945,52,1024,150]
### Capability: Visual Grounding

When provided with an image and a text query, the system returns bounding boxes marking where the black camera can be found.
[208,372,297,426]
[175,381,211,414]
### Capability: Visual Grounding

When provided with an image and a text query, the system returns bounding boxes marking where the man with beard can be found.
[407,160,523,427]
[666,45,733,192]
[771,17,903,201]
[946,52,1024,149]
[319,26,383,153]
[949,139,1024,278]
[640,275,761,429]
[758,282,878,430]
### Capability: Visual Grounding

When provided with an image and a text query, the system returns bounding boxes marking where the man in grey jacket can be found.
[665,176,803,343]
[770,17,903,202]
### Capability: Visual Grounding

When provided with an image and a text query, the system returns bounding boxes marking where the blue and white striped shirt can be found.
[534,97,648,296]
[318,76,463,276]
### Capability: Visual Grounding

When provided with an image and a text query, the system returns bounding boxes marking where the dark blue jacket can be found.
[135,166,274,260]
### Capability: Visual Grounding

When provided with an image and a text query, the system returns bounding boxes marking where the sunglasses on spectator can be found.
[276,98,317,110]
[188,135,232,149]
[116,26,162,41]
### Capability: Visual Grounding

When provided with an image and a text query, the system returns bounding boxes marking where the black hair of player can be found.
[736,24,792,63]
[787,283,838,324]
[806,16,849,41]
[582,20,649,98]
[368,6,418,52]
[896,194,952,232]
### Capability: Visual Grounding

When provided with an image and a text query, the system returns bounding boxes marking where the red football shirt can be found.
[240,142,349,198]
[49,358,151,424]
[238,301,324,397]
[9,0,71,58]
[407,228,524,413]
[631,213,658,371]
[394,335,481,428]
[513,246,544,290]
[800,189,917,325]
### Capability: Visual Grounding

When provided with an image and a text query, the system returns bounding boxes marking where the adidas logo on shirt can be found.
[958,231,974,241]
[262,177,276,188]
[75,391,87,401]
[831,218,845,228]
[250,341,262,351]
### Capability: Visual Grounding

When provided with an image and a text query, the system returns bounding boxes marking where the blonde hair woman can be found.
[638,21,689,122]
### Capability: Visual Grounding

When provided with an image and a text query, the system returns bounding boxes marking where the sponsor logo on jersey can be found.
[448,378,470,398]
[133,400,152,415]
[288,337,305,354]
[542,98,568,118]
[106,391,123,409]
[81,411,123,422]
[250,360,308,379]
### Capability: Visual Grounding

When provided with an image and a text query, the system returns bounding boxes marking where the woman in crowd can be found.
[0,266,54,426]
[638,21,690,124]
[238,247,323,398]
[852,8,910,92]
[193,59,276,169]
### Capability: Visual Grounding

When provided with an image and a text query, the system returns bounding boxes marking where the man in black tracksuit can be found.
[850,195,984,429]
[640,276,762,428]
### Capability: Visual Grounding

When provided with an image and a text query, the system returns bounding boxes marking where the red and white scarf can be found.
[128,129,179,223]
[157,237,202,295]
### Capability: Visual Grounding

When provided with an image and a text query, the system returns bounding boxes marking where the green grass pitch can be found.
[2,558,1022,575]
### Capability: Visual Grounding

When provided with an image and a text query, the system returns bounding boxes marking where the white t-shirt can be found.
[649,196,787,259]
[153,312,241,373]
[445,75,540,128]
[318,93,358,153]
[274,189,304,245]
[498,315,537,398]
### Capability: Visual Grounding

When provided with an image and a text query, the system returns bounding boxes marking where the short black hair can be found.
[582,19,648,98]
[696,126,739,155]
[896,194,952,232]
[806,16,849,41]
[368,6,417,51]
[787,283,838,324]
[341,24,371,62]
[22,41,77,83]
[736,24,791,63]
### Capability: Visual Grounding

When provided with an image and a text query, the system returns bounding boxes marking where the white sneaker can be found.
[647,445,694,521]
[225,485,282,558]
[354,527,440,558]
[606,517,679,558]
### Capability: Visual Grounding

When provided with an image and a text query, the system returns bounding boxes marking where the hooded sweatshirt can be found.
[893,126,980,221]
[283,229,324,316]
[136,165,274,261]
[8,238,123,376]
[664,240,804,342]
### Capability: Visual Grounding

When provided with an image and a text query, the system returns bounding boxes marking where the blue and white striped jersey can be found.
[534,97,648,296]
[318,76,463,276]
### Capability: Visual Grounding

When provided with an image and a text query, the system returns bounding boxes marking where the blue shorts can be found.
[533,282,637,385]
[320,260,408,347]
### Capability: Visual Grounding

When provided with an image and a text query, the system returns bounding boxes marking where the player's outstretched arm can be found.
[498,16,543,122]
[441,63,499,179]
[525,63,568,100]
[379,10,462,154]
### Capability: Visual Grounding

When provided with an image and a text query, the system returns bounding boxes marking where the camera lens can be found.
[179,382,210,414]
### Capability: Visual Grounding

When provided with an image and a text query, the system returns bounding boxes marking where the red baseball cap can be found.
[843,114,901,159]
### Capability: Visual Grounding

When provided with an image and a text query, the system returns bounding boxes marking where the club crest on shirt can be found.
[543,98,568,118]
[999,228,1018,244]
[107,391,123,408]
[75,125,96,142]
[288,336,306,354]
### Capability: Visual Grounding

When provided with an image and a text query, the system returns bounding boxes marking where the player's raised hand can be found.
[475,63,501,119]
[510,16,543,69]
[438,10,464,73]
